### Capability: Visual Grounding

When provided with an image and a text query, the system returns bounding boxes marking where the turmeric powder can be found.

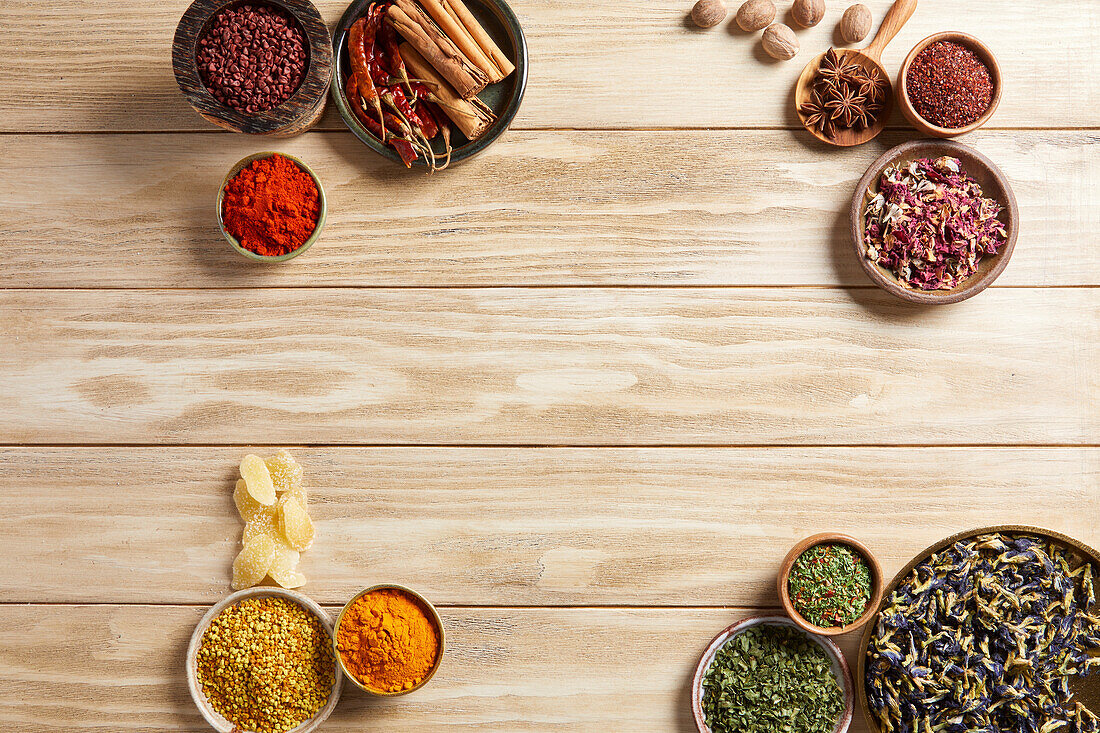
[336,587,442,693]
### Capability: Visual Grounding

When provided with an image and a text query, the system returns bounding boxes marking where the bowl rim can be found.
[896,31,1002,138]
[186,587,344,733]
[332,583,446,696]
[217,151,328,262]
[172,0,334,134]
[776,532,885,637]
[691,614,854,733]
[855,525,1100,733]
[849,138,1019,304]
[329,0,529,168]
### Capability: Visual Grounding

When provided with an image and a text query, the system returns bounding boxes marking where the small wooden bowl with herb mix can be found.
[186,587,342,733]
[333,584,445,696]
[777,533,884,637]
[691,615,854,733]
[897,32,1002,138]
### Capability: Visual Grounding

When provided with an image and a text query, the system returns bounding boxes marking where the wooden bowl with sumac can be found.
[173,0,334,136]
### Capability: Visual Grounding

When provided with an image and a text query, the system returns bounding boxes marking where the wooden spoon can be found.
[795,0,917,147]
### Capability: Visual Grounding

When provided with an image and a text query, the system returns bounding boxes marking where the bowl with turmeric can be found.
[217,151,327,263]
[334,584,445,696]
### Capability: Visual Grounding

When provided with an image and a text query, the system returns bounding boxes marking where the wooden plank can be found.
[3,288,1096,446]
[0,0,1095,132]
[0,130,1094,288]
[1,447,1096,605]
[0,604,869,732]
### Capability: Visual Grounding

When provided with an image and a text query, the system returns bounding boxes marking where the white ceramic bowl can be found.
[691,615,854,733]
[186,587,343,733]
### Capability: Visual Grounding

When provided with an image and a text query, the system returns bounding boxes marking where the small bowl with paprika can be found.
[334,584,445,696]
[897,32,1002,138]
[777,533,884,637]
[217,151,327,262]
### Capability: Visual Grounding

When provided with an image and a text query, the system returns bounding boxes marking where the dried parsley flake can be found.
[702,624,843,733]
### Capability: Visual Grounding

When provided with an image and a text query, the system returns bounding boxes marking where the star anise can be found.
[825,85,866,128]
[799,91,829,133]
[852,102,876,130]
[803,47,886,138]
[816,49,845,85]
[855,72,886,103]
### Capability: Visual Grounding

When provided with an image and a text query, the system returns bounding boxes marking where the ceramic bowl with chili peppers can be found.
[897,32,1002,138]
[330,0,528,170]
[217,151,327,263]
[777,533,884,637]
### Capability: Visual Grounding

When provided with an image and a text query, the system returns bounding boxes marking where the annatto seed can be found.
[195,3,308,114]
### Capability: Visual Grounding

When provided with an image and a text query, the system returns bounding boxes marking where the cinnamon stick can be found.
[439,0,515,79]
[418,0,513,83]
[400,42,496,140]
[387,0,489,99]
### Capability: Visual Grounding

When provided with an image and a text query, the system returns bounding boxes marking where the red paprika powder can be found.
[222,154,321,257]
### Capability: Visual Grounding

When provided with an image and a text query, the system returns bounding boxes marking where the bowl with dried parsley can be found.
[778,533,884,637]
[186,587,342,733]
[691,615,854,733]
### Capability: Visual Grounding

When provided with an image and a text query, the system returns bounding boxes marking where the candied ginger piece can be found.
[231,534,276,590]
[240,454,275,506]
[243,513,279,545]
[269,538,306,589]
[233,479,275,524]
[265,449,304,494]
[278,495,315,551]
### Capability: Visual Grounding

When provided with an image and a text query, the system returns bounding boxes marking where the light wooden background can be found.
[1,0,1097,730]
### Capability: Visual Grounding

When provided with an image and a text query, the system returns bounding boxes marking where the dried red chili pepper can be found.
[380,20,414,95]
[343,1,453,170]
[346,73,419,167]
[348,17,384,131]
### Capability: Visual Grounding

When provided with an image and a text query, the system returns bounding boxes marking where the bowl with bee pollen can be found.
[186,587,343,733]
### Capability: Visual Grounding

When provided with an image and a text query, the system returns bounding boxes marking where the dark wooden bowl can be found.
[897,32,1002,138]
[330,0,528,168]
[777,532,884,638]
[850,139,1019,304]
[173,0,333,136]
[856,526,1100,733]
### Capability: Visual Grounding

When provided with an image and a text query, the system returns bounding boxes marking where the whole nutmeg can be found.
[735,0,776,31]
[791,0,826,28]
[691,0,728,28]
[839,3,872,43]
[761,23,799,60]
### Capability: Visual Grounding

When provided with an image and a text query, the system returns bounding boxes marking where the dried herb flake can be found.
[702,624,843,733]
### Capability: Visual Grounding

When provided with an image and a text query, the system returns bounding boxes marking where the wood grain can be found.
[0,0,1096,132]
[1,447,1096,605]
[3,288,1096,446]
[0,131,1095,288]
[0,604,868,732]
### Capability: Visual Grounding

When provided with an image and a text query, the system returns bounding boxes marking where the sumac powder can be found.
[197,3,308,114]
[906,40,994,129]
[222,154,320,257]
